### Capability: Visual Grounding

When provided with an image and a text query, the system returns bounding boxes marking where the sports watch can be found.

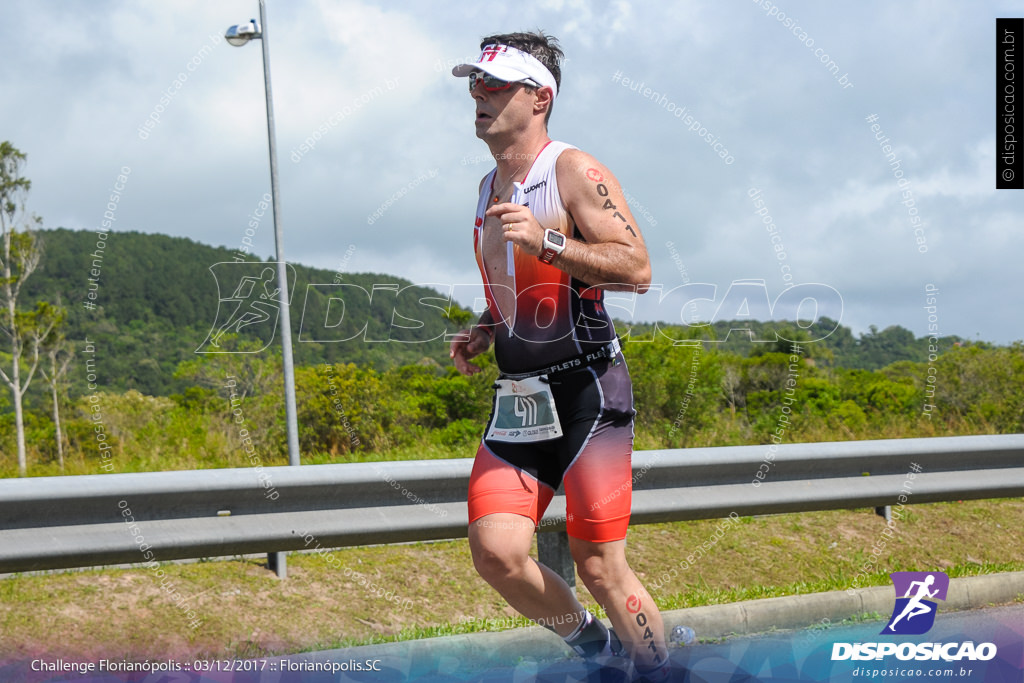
[538,228,566,264]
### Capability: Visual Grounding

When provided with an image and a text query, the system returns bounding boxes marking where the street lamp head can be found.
[225,19,262,47]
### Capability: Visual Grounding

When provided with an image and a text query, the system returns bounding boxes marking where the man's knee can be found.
[471,543,530,585]
[571,544,628,595]
[470,519,533,585]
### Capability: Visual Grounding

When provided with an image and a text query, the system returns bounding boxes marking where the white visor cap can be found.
[452,44,558,99]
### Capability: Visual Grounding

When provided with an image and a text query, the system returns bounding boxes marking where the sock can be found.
[564,610,619,658]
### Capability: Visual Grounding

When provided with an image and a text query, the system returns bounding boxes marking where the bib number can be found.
[485,375,563,443]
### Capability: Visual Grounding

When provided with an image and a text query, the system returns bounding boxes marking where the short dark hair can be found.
[480,30,563,124]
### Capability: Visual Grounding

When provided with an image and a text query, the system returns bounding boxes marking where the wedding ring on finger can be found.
[504,224,512,232]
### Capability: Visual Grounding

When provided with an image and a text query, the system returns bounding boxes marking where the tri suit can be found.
[467,140,636,543]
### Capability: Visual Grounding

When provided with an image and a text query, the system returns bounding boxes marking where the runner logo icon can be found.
[882,571,949,635]
[198,262,296,353]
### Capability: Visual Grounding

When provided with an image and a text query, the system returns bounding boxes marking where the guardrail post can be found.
[538,530,575,594]
[268,551,287,578]
[874,506,891,522]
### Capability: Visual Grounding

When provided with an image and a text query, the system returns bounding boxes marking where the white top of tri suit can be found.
[472,141,617,374]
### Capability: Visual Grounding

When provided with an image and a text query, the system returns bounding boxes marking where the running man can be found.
[449,32,669,681]
[209,267,279,348]
[887,574,939,631]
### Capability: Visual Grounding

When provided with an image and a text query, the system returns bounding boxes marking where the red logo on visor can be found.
[480,45,507,62]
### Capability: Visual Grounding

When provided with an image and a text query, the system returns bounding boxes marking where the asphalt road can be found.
[277,603,1022,683]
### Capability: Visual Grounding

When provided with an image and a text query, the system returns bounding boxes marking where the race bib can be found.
[485,375,563,443]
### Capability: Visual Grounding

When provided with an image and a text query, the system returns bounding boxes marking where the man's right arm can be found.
[450,309,494,376]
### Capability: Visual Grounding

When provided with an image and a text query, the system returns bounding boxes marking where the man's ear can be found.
[534,86,554,117]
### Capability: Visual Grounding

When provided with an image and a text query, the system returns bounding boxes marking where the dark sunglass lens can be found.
[469,72,512,92]
[485,75,511,90]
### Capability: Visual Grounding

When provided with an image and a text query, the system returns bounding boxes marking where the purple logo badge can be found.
[882,571,949,635]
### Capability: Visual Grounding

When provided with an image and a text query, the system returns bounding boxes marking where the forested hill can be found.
[26,228,969,398]
[27,228,471,396]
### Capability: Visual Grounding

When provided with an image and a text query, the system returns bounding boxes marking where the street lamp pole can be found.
[255,1,302,469]
[226,0,299,579]
[226,1,301,469]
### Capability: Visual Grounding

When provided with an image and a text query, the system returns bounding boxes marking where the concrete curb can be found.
[302,571,1024,671]
[658,570,1024,639]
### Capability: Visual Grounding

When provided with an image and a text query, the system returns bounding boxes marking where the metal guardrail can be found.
[1,435,1021,579]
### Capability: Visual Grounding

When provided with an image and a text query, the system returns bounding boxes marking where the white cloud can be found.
[1,0,1022,344]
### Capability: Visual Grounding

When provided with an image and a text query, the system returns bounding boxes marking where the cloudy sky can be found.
[1,0,1021,345]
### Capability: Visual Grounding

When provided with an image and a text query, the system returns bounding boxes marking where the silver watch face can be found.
[547,231,565,247]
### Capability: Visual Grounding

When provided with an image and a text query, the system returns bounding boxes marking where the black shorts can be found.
[468,357,636,543]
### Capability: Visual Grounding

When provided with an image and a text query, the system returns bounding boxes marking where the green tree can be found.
[0,142,53,476]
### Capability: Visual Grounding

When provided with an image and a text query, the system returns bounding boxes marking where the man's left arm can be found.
[486,149,652,292]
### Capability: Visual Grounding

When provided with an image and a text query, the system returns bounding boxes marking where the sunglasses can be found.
[468,71,538,93]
